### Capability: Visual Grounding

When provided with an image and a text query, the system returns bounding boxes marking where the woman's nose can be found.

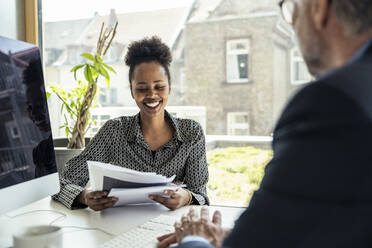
[147,88,157,98]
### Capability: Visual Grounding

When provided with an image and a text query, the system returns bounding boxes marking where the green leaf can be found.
[46,92,51,100]
[71,101,76,110]
[95,55,103,63]
[96,63,109,78]
[65,127,70,138]
[84,65,94,83]
[70,64,85,72]
[102,63,116,74]
[81,53,95,61]
[96,64,110,87]
[70,64,85,81]
[90,66,99,80]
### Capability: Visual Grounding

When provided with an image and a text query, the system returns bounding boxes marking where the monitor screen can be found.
[0,36,57,190]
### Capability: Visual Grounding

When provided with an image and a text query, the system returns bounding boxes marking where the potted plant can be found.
[47,22,118,172]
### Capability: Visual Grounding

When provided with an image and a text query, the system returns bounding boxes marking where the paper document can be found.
[108,185,183,206]
[87,161,178,206]
[87,161,175,191]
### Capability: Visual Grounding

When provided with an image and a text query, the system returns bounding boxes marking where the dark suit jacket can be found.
[179,41,372,248]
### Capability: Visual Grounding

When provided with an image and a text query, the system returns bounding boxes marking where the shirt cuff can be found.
[181,235,210,245]
[52,182,86,209]
[190,191,209,205]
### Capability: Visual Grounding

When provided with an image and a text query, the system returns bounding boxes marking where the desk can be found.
[0,197,245,248]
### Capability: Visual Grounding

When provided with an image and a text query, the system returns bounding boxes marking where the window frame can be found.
[227,112,250,136]
[226,39,251,84]
[99,88,119,106]
[290,48,311,85]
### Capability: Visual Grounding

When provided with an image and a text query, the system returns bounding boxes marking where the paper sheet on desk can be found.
[87,161,176,191]
[108,185,182,206]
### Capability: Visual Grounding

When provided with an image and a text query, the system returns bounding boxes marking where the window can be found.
[45,48,62,65]
[99,89,107,104]
[104,43,120,63]
[5,122,20,139]
[11,127,19,138]
[291,48,312,84]
[226,39,250,83]
[99,88,118,106]
[42,0,302,207]
[91,114,111,134]
[67,46,84,65]
[227,112,250,135]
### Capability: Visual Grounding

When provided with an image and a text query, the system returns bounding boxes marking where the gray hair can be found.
[332,0,372,35]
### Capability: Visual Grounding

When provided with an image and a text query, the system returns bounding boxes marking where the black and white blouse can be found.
[53,111,209,209]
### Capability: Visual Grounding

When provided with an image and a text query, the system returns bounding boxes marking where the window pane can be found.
[227,54,239,81]
[110,88,118,104]
[235,114,248,123]
[99,93,107,104]
[298,62,309,80]
[235,128,249,136]
[238,54,248,79]
[292,49,311,83]
[42,0,308,207]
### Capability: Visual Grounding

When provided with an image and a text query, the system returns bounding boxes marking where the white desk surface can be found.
[0,197,245,248]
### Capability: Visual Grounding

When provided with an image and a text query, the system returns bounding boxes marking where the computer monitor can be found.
[0,36,59,214]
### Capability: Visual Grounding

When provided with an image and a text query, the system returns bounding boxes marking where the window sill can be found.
[291,80,310,85]
[223,80,252,85]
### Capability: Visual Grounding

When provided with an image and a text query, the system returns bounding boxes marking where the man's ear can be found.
[310,0,332,31]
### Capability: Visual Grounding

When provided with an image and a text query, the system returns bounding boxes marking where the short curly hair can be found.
[125,36,172,88]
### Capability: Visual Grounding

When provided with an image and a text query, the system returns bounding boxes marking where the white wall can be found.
[0,0,25,40]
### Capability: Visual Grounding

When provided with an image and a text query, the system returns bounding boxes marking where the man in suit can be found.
[157,0,372,247]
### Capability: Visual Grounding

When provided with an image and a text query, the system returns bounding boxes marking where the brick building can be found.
[173,0,311,135]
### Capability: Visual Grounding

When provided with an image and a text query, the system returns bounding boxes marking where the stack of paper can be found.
[87,161,180,206]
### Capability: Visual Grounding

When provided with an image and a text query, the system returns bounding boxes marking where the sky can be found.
[42,0,194,22]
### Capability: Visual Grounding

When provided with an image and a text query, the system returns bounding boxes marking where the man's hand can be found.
[149,188,191,210]
[176,207,228,247]
[157,233,177,248]
[157,207,231,248]
[78,190,118,211]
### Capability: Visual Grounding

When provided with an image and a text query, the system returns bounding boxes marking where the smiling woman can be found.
[125,36,172,122]
[53,36,209,211]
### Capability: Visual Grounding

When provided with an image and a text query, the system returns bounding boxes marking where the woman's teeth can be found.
[145,102,160,108]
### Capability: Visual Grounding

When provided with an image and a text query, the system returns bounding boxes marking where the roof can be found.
[43,18,92,50]
[187,0,224,23]
[188,0,281,23]
[43,7,192,64]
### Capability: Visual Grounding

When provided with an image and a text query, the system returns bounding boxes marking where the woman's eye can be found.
[136,88,147,92]
[156,86,165,90]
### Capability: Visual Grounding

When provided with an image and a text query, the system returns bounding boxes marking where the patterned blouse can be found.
[53,111,209,209]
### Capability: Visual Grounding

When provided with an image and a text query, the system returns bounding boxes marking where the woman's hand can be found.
[78,190,118,211]
[149,188,191,210]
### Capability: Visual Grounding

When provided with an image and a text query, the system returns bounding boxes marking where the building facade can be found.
[178,0,309,135]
